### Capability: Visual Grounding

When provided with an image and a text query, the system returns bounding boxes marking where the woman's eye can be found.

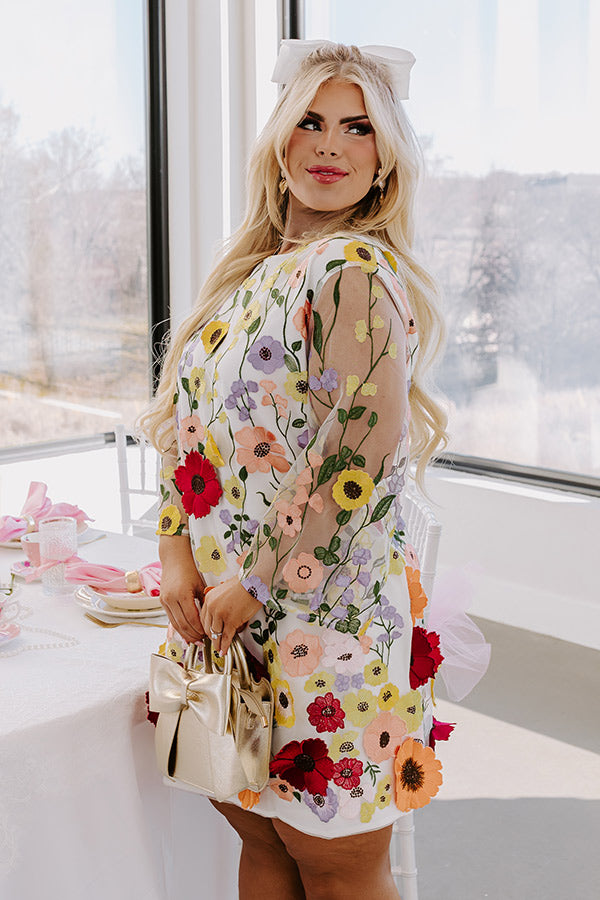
[298,117,320,131]
[347,122,372,136]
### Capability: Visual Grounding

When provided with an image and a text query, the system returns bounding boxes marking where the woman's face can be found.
[284,79,379,215]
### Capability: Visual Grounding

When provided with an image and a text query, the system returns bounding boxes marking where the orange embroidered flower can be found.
[234,426,291,474]
[279,629,323,677]
[238,789,261,810]
[275,499,302,536]
[406,566,428,624]
[394,738,443,812]
[268,776,294,802]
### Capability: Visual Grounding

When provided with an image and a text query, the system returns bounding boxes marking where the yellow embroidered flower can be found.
[364,659,389,686]
[395,690,423,733]
[373,314,385,329]
[374,775,393,809]
[234,299,261,333]
[342,688,379,726]
[263,635,282,679]
[261,274,277,292]
[218,410,227,423]
[166,641,184,663]
[201,320,229,353]
[343,240,378,273]
[361,382,377,396]
[378,682,401,711]
[329,730,360,762]
[332,469,375,511]
[241,276,256,290]
[189,366,206,396]
[304,670,335,693]
[389,546,405,575]
[156,504,181,536]
[372,283,384,299]
[346,374,360,396]
[284,371,309,402]
[204,431,225,467]
[354,319,368,343]
[160,466,175,481]
[194,536,227,575]
[282,253,301,274]
[360,801,376,823]
[158,640,167,656]
[388,342,398,359]
[223,475,245,508]
[383,249,398,272]
[272,676,295,727]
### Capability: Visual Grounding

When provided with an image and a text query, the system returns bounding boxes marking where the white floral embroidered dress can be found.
[157,235,444,837]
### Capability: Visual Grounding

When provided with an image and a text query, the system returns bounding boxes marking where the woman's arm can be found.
[158,534,206,644]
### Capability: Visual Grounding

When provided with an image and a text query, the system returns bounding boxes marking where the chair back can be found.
[115,424,160,539]
[402,489,442,599]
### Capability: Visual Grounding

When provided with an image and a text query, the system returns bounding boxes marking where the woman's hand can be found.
[158,535,206,644]
[199,576,262,656]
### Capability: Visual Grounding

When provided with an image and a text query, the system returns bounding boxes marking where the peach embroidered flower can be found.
[238,789,261,810]
[276,499,302,537]
[235,426,291,474]
[179,415,205,449]
[363,712,407,763]
[279,629,323,677]
[282,552,324,592]
[268,776,294,802]
[406,566,428,624]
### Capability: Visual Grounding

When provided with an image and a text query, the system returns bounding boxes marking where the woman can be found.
[141,41,447,900]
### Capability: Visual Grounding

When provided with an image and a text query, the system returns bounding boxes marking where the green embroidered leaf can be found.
[242,290,253,309]
[335,509,352,527]
[271,288,279,299]
[351,454,366,468]
[175,524,185,536]
[268,620,276,634]
[181,377,190,393]
[370,494,395,523]
[334,457,347,471]
[347,604,360,617]
[246,317,261,335]
[291,340,302,352]
[284,353,299,372]
[333,272,342,308]
[172,392,179,405]
[319,602,331,613]
[192,399,198,410]
[251,632,266,646]
[313,546,327,560]
[249,620,261,630]
[312,310,323,354]
[317,454,338,485]
[243,552,254,570]
[334,620,349,633]
[329,535,341,552]
[239,466,248,482]
[368,411,378,428]
[348,405,366,420]
[274,592,288,603]
[291,418,305,428]
[325,259,345,271]
[268,536,278,551]
[337,409,348,424]
[373,459,385,485]
[322,550,340,566]
[347,619,360,634]
[340,445,352,460]
[263,524,272,537]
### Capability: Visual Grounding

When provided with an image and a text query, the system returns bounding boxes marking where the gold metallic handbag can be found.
[148,635,274,802]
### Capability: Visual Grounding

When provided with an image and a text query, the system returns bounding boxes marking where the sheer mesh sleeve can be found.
[238,262,410,625]
[156,429,190,537]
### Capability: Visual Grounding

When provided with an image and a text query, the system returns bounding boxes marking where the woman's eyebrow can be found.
[305,110,371,125]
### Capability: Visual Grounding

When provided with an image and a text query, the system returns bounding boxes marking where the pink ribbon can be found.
[23,557,161,595]
[0,482,91,542]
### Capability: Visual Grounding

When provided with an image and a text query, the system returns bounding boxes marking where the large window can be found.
[0,0,149,449]
[304,0,600,480]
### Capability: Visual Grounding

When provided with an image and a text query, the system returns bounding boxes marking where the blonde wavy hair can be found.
[139,43,447,485]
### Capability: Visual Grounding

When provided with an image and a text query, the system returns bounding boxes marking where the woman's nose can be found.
[316,131,340,157]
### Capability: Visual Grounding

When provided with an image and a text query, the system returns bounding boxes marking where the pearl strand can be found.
[0,624,79,659]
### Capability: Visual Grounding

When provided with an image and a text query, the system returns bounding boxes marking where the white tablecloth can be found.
[0,534,240,900]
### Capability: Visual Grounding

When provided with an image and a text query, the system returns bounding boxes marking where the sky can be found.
[0,0,599,176]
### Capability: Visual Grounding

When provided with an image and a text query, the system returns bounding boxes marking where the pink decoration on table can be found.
[65,560,161,595]
[0,482,92,542]
[427,567,491,702]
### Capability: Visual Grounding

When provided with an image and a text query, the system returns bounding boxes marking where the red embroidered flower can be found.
[409,626,444,689]
[174,450,222,518]
[429,717,456,750]
[332,756,363,790]
[269,738,334,796]
[307,692,345,734]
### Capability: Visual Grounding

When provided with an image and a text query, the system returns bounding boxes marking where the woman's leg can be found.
[273,819,401,900]
[210,801,306,900]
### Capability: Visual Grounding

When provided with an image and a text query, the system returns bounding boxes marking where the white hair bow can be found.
[271,39,416,100]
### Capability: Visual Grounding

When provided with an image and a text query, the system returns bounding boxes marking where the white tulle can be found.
[427,567,491,702]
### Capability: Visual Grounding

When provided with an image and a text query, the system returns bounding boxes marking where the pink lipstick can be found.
[307,166,348,184]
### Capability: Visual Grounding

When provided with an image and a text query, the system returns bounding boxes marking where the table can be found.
[0,533,240,900]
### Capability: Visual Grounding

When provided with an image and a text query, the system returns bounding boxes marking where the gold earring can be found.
[377,167,386,196]
[279,173,288,195]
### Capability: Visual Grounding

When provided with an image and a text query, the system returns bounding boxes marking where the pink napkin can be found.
[427,567,491,702]
[65,560,161,595]
[0,482,91,541]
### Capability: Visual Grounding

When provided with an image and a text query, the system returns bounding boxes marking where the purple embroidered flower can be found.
[390,628,404,640]
[238,407,251,421]
[357,570,371,587]
[335,673,350,692]
[225,394,238,409]
[246,519,259,535]
[309,368,338,392]
[331,606,347,619]
[247,397,257,410]
[340,588,355,606]
[335,574,351,588]
[226,540,236,553]
[310,590,324,611]
[241,575,270,605]
[247,336,285,374]
[219,509,233,525]
[247,380,259,392]
[297,613,312,622]
[297,429,310,449]
[376,632,390,644]
[352,548,371,566]
[230,379,246,397]
[389,472,405,493]
[303,786,338,822]
[351,672,364,689]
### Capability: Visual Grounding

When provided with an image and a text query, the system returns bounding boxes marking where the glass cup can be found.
[39,516,77,596]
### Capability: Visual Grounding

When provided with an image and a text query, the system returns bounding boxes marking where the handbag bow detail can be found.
[149,653,230,735]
